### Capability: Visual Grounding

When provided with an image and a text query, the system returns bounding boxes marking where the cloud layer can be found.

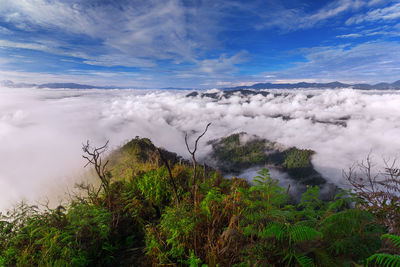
[1,87,400,210]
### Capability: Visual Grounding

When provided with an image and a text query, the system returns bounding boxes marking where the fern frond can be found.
[320,209,373,237]
[326,197,351,212]
[261,223,322,245]
[260,223,285,241]
[289,225,322,245]
[382,234,400,249]
[366,253,400,267]
[295,255,314,267]
[329,237,371,256]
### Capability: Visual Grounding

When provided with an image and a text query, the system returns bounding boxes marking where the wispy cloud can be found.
[336,23,400,38]
[346,2,400,25]
[197,51,249,74]
[256,0,374,31]
[0,0,222,67]
[273,41,400,83]
[336,33,363,38]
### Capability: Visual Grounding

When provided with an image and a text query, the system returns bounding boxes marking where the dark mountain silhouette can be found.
[0,80,117,89]
[38,83,111,89]
[2,80,400,90]
[224,80,400,90]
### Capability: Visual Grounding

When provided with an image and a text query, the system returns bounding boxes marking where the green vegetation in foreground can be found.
[0,137,399,266]
[209,133,326,185]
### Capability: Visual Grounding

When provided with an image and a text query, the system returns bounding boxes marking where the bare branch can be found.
[185,122,211,155]
[82,140,111,196]
[184,123,211,201]
[344,154,400,234]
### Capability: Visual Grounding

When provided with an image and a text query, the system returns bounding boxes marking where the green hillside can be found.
[209,133,326,185]
[0,137,399,267]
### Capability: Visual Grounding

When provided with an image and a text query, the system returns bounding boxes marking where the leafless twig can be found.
[184,123,211,190]
[343,154,400,234]
[82,140,110,195]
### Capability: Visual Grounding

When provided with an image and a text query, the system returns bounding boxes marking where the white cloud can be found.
[216,81,232,86]
[368,0,387,6]
[336,33,363,38]
[271,78,319,83]
[0,26,12,34]
[82,55,156,68]
[0,0,223,68]
[337,23,400,39]
[216,81,261,87]
[307,0,358,22]
[257,0,370,31]
[253,0,397,32]
[1,87,400,211]
[346,2,400,24]
[275,41,400,83]
[197,51,249,74]
[0,39,51,52]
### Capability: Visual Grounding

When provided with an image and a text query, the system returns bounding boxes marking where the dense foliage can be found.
[209,133,326,186]
[0,137,398,266]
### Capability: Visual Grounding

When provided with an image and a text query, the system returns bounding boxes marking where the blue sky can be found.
[0,0,399,88]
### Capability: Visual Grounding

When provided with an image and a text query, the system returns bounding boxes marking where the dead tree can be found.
[184,122,211,257]
[185,123,211,191]
[82,140,110,195]
[343,154,400,234]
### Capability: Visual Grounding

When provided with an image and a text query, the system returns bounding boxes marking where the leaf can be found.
[367,253,400,267]
[382,234,400,249]
[296,255,314,267]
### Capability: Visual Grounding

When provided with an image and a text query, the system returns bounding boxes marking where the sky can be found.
[0,0,399,88]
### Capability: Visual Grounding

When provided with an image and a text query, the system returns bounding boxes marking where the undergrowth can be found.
[0,137,397,266]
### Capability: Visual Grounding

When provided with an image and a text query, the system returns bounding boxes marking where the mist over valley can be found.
[1,86,399,210]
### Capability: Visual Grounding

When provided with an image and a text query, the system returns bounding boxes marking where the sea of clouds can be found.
[1,87,400,210]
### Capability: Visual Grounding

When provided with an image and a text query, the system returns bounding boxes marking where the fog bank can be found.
[1,87,400,210]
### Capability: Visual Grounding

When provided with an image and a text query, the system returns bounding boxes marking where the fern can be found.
[299,186,322,211]
[136,167,170,207]
[289,225,322,245]
[296,255,315,267]
[252,168,274,186]
[320,209,374,237]
[325,191,360,213]
[367,234,400,267]
[261,223,322,244]
[381,234,400,249]
[366,254,400,267]
[249,168,287,208]
[183,250,209,267]
[260,222,285,240]
[200,188,224,220]
[320,208,382,260]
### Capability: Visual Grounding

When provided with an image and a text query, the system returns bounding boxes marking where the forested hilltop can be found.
[1,136,400,267]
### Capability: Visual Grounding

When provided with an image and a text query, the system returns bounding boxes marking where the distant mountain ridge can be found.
[1,79,400,90]
[224,80,400,90]
[0,80,116,89]
[38,83,112,89]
